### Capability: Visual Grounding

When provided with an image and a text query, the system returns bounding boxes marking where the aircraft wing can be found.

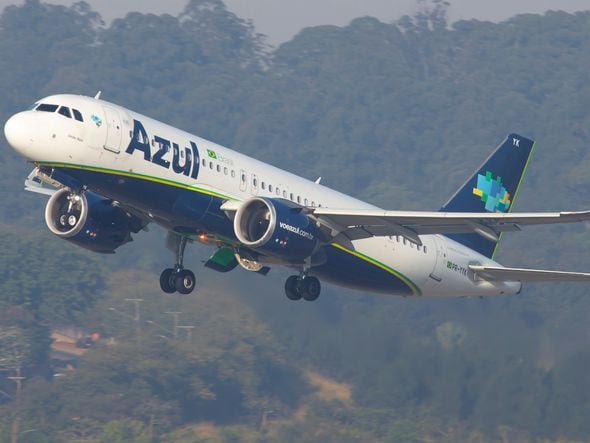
[469,265,590,282]
[312,208,590,244]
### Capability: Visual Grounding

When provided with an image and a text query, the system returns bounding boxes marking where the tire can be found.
[160,268,177,294]
[175,269,196,294]
[285,275,302,301]
[302,276,321,301]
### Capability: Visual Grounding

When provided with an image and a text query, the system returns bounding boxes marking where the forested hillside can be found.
[1,0,590,441]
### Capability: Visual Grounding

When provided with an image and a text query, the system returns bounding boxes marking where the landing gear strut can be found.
[285,274,321,302]
[160,235,196,294]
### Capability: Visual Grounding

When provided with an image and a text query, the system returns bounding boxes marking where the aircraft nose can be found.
[4,112,33,155]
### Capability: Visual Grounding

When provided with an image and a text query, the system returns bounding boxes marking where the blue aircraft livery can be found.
[4,94,590,300]
[472,171,511,213]
[441,133,535,257]
[125,119,200,179]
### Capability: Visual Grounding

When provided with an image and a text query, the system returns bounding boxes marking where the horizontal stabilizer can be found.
[469,265,590,282]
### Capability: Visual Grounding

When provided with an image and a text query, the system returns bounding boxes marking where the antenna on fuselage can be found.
[94,91,102,99]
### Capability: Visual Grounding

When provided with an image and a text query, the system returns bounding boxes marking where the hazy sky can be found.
[1,0,590,44]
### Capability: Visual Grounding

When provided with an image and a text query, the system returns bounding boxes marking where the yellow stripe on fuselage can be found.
[331,243,422,296]
[37,161,234,200]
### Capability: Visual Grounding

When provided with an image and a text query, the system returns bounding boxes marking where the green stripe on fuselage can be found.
[331,243,422,296]
[38,161,422,295]
[36,161,234,201]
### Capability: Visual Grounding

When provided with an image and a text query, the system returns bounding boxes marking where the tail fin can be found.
[441,133,536,258]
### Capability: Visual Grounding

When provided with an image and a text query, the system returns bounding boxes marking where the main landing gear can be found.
[284,274,321,302]
[160,235,196,295]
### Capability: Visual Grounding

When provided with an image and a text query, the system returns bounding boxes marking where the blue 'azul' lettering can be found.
[125,119,199,179]
[172,142,191,176]
[125,119,150,161]
[190,142,200,179]
[153,136,171,168]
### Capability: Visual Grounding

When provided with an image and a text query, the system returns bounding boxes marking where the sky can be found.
[1,0,590,45]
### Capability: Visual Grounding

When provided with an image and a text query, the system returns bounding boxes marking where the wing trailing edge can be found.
[311,208,590,244]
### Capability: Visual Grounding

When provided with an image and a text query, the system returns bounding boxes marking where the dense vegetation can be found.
[0,0,590,441]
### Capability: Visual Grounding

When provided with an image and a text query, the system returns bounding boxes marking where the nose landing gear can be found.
[285,274,321,301]
[160,234,197,295]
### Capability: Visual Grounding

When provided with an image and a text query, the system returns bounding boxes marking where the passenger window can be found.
[241,173,246,182]
[403,238,407,245]
[297,196,301,204]
[304,198,309,206]
[276,188,280,196]
[290,193,294,201]
[231,170,236,178]
[253,177,258,187]
[72,109,84,122]
[423,246,427,254]
[58,106,71,118]
[36,104,58,112]
[224,167,228,175]
[268,184,273,193]
[283,190,287,198]
[216,164,220,172]
[209,161,213,169]
[261,182,266,190]
[311,201,315,207]
[202,159,206,167]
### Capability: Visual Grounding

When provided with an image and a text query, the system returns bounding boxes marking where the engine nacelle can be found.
[233,197,320,262]
[45,189,137,253]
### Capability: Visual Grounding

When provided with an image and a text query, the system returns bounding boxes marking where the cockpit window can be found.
[28,103,39,110]
[36,103,58,113]
[58,106,72,118]
[72,109,83,122]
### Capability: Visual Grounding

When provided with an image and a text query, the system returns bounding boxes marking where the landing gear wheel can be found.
[285,275,302,301]
[175,269,196,295]
[160,234,198,294]
[284,275,321,301]
[160,268,177,294]
[301,276,321,301]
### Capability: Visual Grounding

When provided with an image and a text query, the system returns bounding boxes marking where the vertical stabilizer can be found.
[441,134,536,258]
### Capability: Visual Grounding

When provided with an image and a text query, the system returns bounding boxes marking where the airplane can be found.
[3,93,590,301]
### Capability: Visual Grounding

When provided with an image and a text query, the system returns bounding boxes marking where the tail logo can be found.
[473,171,511,212]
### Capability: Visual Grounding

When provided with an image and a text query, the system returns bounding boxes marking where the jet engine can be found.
[233,197,320,261]
[45,188,140,253]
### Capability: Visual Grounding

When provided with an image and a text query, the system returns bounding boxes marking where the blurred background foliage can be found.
[0,0,589,441]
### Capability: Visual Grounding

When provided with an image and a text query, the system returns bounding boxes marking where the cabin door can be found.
[103,106,122,153]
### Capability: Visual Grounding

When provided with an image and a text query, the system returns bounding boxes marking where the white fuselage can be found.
[4,94,521,297]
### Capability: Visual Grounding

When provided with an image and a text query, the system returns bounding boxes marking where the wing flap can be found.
[469,265,590,282]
